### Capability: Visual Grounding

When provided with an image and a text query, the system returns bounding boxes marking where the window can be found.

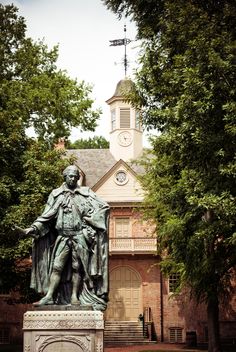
[115,171,128,185]
[169,327,183,343]
[111,109,116,130]
[120,108,130,128]
[135,111,142,130]
[0,328,10,344]
[115,218,130,237]
[169,273,180,293]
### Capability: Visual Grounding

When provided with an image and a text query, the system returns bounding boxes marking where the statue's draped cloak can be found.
[30,184,109,310]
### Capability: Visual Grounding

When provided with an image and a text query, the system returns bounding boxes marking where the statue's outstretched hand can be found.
[25,227,37,237]
[13,225,38,239]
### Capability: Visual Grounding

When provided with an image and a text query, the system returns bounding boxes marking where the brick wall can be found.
[109,255,161,340]
[0,294,31,344]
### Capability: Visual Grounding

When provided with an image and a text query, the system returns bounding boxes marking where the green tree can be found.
[103,1,236,351]
[0,4,99,299]
[67,135,109,149]
[0,4,99,144]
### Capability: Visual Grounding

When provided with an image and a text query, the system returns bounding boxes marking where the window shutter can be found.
[115,218,130,237]
[169,327,183,343]
[120,108,130,128]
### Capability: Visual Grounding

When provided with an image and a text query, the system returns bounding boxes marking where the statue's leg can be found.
[80,247,93,289]
[33,270,61,306]
[70,245,82,305]
[34,243,70,306]
[71,271,81,305]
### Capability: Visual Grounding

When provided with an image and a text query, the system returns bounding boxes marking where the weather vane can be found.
[109,24,132,77]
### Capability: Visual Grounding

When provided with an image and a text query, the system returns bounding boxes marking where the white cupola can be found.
[106,79,143,161]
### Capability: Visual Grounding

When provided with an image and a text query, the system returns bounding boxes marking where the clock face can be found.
[118,131,132,146]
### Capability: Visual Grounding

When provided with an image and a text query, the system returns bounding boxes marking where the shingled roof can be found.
[66,149,116,188]
[66,148,146,188]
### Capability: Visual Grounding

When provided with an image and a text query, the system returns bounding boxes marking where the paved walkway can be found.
[105,343,202,352]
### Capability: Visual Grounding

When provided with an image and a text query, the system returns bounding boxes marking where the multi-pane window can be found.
[169,327,183,343]
[111,109,116,130]
[115,218,130,237]
[120,108,130,128]
[0,328,10,344]
[169,273,180,293]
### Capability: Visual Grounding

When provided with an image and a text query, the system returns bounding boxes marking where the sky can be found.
[2,0,151,145]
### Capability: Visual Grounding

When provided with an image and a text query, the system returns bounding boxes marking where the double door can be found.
[106,266,142,321]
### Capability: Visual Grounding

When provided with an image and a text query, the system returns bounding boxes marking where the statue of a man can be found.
[25,165,109,310]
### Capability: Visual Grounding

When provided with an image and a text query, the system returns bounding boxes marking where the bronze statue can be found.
[24,165,109,310]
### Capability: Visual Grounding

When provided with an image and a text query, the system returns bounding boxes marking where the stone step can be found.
[105,330,143,336]
[105,327,143,332]
[105,321,142,326]
[104,320,146,346]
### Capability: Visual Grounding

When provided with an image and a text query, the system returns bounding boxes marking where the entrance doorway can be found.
[106,266,142,321]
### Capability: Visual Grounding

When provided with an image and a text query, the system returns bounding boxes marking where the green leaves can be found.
[0,4,100,145]
[0,4,100,296]
[105,0,236,304]
[68,136,109,149]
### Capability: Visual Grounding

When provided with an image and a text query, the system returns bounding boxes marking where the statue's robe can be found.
[30,183,109,310]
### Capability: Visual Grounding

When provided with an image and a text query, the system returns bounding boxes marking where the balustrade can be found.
[109,237,157,253]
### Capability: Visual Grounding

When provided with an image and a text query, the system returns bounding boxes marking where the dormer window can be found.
[120,108,130,128]
[111,109,116,130]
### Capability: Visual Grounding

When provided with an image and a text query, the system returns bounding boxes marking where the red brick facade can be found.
[1,207,236,345]
[107,206,236,344]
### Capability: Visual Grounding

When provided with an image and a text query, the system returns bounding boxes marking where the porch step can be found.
[104,321,152,346]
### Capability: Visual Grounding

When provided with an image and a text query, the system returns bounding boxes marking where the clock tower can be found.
[106,79,143,161]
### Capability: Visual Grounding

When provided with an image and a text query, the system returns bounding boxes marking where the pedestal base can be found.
[23,308,104,352]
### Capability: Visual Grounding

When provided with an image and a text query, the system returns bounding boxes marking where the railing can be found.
[143,307,155,341]
[109,237,157,253]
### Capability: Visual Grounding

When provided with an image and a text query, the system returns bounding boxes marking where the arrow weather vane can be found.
[109,24,132,77]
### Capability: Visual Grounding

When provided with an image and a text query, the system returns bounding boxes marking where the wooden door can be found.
[106,266,142,321]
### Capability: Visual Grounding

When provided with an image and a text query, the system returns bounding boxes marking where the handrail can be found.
[143,306,153,341]
[109,237,157,253]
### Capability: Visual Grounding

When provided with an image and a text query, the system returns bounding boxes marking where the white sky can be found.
[3,0,153,145]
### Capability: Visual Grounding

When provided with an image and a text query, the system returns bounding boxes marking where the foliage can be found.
[0,4,99,299]
[104,0,236,348]
[67,135,109,149]
[0,4,100,144]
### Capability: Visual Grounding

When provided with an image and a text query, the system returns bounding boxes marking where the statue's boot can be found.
[33,296,54,306]
[33,271,61,306]
[71,296,81,305]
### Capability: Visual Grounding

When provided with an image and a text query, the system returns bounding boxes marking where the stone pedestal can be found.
[23,308,104,352]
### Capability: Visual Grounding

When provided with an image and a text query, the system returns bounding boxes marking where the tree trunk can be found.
[207,296,222,352]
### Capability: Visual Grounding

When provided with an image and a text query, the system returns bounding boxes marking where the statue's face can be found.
[65,172,79,189]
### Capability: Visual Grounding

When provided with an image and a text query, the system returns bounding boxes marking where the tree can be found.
[0,4,99,299]
[0,4,99,144]
[103,1,236,351]
[67,136,109,149]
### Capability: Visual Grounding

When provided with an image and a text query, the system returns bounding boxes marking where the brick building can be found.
[0,78,236,346]
[67,78,236,345]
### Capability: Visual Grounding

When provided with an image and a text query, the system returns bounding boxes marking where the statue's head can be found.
[63,165,80,189]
